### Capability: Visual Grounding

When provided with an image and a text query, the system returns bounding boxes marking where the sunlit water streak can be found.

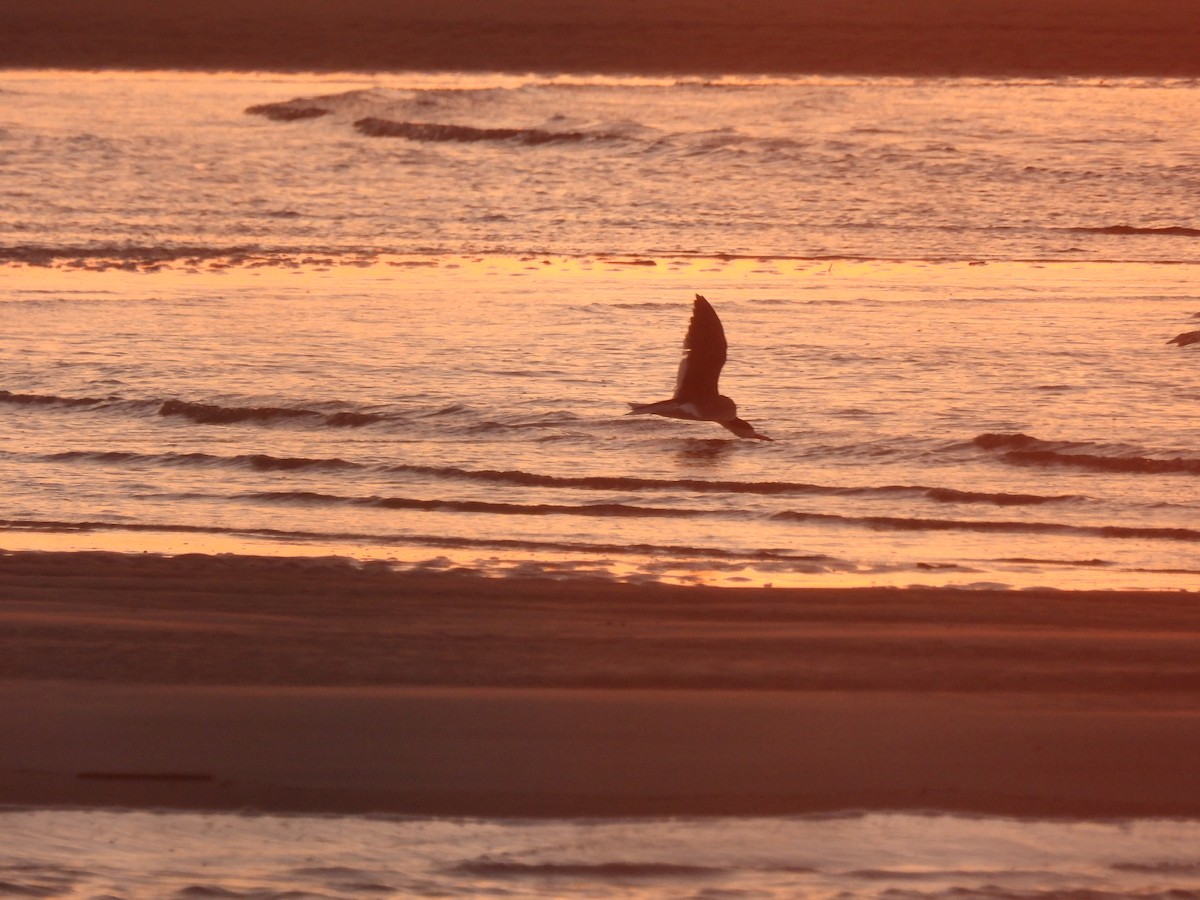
[2,71,1200,588]
[2,255,1198,589]
[3,68,1200,895]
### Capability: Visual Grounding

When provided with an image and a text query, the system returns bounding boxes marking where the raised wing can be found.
[673,294,727,402]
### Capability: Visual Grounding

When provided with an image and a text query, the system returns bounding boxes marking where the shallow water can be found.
[4,70,1200,262]
[4,68,1200,897]
[4,808,1200,899]
[3,256,1198,589]
[2,70,1199,588]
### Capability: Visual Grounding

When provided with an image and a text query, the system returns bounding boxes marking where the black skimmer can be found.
[628,294,772,440]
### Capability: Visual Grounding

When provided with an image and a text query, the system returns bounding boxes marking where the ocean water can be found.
[4,69,1200,895]
[4,808,1200,899]
[2,70,1199,589]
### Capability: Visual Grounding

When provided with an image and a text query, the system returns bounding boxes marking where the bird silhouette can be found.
[627,294,772,440]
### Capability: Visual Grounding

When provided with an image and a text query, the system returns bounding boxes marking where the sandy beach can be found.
[3,0,1200,76]
[3,549,1199,818]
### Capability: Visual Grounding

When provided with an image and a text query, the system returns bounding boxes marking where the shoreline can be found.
[4,549,1200,818]
[4,0,1200,77]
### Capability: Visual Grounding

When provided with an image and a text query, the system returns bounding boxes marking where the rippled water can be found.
[4,809,1200,899]
[3,70,1200,588]
[3,255,1198,588]
[4,68,1200,897]
[4,70,1200,262]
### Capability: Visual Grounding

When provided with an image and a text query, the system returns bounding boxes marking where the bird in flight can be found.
[628,294,772,440]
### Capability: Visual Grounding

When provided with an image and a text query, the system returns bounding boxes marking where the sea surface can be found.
[4,808,1200,900]
[3,70,1200,893]
[2,70,1199,589]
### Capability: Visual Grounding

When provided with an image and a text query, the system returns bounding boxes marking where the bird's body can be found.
[627,294,772,440]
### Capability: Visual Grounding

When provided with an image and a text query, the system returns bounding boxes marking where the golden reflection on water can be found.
[4,526,1198,592]
[6,254,1199,592]
[7,251,1196,301]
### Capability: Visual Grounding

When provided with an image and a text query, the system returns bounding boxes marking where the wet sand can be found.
[3,0,1200,76]
[3,550,1200,817]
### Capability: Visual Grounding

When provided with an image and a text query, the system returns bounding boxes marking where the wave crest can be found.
[973,433,1200,475]
[773,509,1200,542]
[353,117,601,145]
[1075,225,1200,237]
[248,490,705,519]
[244,102,330,121]
[450,860,726,879]
[44,446,1081,506]
[0,389,109,409]
[157,399,389,428]
[50,449,359,473]
[0,517,836,565]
